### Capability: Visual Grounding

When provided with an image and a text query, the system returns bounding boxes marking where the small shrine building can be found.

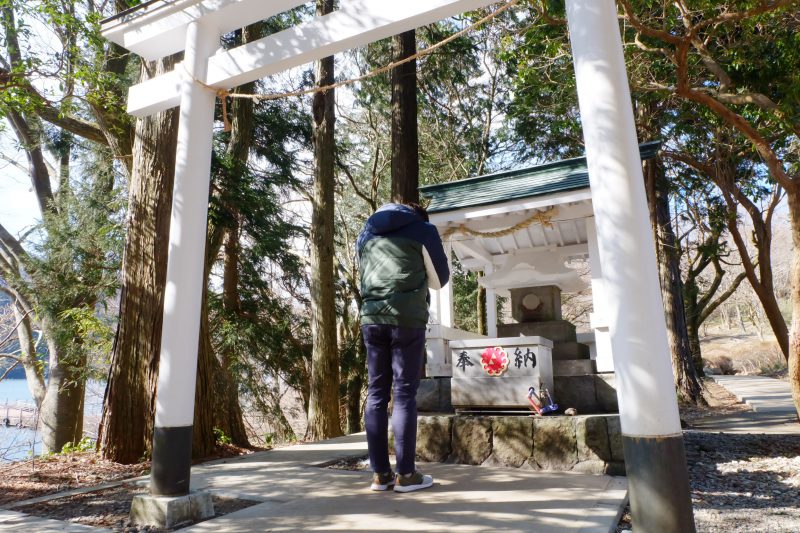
[420,142,660,411]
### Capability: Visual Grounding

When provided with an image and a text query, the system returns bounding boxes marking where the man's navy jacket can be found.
[357,203,450,329]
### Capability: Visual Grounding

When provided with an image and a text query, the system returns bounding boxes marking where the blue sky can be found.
[0,143,40,239]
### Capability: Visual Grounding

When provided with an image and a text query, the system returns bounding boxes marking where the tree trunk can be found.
[38,332,85,452]
[716,166,789,359]
[306,0,343,441]
[195,220,248,450]
[784,189,800,419]
[644,158,704,404]
[98,58,179,464]
[736,305,747,334]
[193,289,218,458]
[210,29,260,446]
[12,304,46,406]
[681,273,704,375]
[720,305,730,330]
[477,284,487,335]
[346,368,364,434]
[390,30,419,204]
[213,223,250,446]
[686,320,703,374]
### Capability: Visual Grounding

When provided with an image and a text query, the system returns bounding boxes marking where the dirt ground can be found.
[0,443,257,507]
[700,330,787,378]
[13,483,258,532]
[0,452,149,507]
[679,377,753,426]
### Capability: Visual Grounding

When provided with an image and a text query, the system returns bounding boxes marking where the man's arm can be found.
[421,224,450,290]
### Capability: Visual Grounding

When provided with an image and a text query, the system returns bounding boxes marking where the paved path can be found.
[692,375,799,434]
[710,375,795,414]
[0,433,628,533]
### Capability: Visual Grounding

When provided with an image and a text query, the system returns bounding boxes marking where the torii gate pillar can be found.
[566,0,695,531]
[150,19,218,496]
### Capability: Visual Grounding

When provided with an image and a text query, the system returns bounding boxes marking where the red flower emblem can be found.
[480,346,509,376]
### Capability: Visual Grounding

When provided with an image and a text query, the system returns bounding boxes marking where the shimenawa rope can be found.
[442,207,559,240]
[183,0,522,131]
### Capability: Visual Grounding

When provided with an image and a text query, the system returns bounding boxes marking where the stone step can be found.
[417,377,453,413]
[552,341,591,360]
[497,320,576,343]
[553,374,619,414]
[553,359,596,376]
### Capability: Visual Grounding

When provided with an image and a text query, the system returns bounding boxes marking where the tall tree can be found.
[618,0,800,415]
[0,1,123,451]
[98,57,179,463]
[668,131,787,360]
[671,178,747,371]
[637,97,703,403]
[643,156,704,404]
[390,30,419,203]
[306,0,343,440]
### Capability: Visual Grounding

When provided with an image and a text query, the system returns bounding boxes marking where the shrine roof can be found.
[420,141,660,214]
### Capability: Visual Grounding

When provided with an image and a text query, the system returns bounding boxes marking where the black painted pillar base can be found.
[151,425,193,496]
[623,434,696,533]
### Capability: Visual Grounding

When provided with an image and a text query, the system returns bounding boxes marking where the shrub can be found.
[708,355,737,375]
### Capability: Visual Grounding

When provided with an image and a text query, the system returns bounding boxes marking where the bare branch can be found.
[694,0,798,33]
[0,360,21,382]
[699,270,748,324]
[0,221,30,270]
[618,0,683,45]
[0,307,32,348]
[335,154,377,211]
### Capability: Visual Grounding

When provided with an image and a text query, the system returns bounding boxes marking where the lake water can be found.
[0,378,105,463]
[0,379,40,461]
[0,378,34,405]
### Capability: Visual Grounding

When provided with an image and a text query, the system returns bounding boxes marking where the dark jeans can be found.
[362,324,426,476]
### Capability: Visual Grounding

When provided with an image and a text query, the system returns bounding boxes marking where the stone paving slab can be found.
[711,375,797,415]
[185,462,627,532]
[0,433,628,533]
[690,411,800,434]
[184,433,627,533]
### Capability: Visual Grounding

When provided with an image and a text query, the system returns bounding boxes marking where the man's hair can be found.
[405,202,429,222]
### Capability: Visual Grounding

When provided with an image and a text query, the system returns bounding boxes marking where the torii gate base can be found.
[102,0,696,531]
[130,490,214,529]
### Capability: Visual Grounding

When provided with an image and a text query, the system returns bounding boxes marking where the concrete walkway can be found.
[710,375,796,414]
[692,375,799,434]
[0,433,628,533]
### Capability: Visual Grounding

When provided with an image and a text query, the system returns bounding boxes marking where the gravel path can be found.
[618,431,800,532]
[687,431,800,532]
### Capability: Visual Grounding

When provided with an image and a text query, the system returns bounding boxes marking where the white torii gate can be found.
[101,1,694,530]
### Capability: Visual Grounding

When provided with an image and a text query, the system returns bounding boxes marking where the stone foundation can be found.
[417,377,453,412]
[551,373,619,413]
[414,414,625,475]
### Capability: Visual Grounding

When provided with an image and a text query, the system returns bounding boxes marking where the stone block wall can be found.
[414,414,625,475]
[552,374,620,414]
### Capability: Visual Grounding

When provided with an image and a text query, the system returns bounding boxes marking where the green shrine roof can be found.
[420,141,661,214]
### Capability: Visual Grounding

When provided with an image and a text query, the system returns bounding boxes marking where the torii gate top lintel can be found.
[101,0,308,61]
[101,0,495,117]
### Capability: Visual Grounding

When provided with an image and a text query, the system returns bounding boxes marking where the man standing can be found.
[357,203,450,493]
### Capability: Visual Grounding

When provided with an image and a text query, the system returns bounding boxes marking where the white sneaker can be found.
[393,471,434,492]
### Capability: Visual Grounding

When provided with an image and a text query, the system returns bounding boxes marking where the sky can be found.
[0,135,42,240]
[0,11,62,242]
